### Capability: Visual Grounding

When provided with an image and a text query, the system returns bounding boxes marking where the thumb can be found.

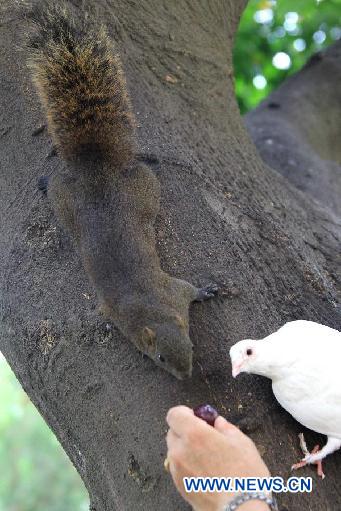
[214,416,238,437]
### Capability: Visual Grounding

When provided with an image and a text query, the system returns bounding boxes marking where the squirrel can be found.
[25,2,218,379]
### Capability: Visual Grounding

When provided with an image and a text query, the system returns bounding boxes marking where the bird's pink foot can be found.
[291,433,325,479]
[316,460,325,479]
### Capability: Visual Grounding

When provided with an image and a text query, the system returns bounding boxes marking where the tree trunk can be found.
[0,1,340,510]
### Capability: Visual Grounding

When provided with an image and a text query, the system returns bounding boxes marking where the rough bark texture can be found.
[0,1,340,510]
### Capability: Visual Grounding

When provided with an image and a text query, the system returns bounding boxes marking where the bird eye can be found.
[246,348,253,356]
[158,354,165,363]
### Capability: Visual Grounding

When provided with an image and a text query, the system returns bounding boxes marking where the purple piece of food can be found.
[193,404,219,426]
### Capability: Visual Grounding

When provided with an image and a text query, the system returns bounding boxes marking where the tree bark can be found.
[0,1,340,510]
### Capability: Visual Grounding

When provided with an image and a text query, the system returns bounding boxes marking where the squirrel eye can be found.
[158,354,165,363]
[246,348,253,356]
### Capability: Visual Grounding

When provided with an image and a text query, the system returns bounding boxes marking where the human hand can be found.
[166,406,270,511]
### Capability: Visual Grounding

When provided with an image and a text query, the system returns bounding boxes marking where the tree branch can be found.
[246,41,341,216]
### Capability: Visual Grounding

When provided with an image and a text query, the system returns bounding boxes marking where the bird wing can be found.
[269,321,341,438]
[273,368,341,439]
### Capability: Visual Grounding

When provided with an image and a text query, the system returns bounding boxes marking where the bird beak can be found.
[232,360,243,378]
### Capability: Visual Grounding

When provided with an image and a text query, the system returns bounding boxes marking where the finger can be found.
[167,405,193,421]
[168,455,179,482]
[166,428,180,450]
[214,416,239,436]
[166,406,197,436]
[166,443,183,474]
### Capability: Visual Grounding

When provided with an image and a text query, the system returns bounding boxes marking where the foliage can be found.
[234,0,341,113]
[0,359,89,511]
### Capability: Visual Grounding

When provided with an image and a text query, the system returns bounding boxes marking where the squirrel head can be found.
[138,316,193,379]
[100,302,193,379]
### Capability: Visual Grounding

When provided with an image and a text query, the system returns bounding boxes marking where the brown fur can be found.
[27,3,135,165]
[25,3,217,379]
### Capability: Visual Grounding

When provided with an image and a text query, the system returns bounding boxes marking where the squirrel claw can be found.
[195,284,219,302]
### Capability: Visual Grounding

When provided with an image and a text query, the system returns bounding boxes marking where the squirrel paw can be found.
[38,175,49,194]
[195,284,219,302]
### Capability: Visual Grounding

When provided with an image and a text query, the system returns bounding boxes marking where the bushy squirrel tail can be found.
[26,2,135,166]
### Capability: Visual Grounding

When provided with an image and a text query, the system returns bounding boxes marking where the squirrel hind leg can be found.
[37,175,49,195]
[193,283,219,302]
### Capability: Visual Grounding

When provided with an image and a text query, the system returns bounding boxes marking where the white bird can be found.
[229,320,341,478]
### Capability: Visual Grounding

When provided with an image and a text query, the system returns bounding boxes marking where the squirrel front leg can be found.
[170,278,218,305]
